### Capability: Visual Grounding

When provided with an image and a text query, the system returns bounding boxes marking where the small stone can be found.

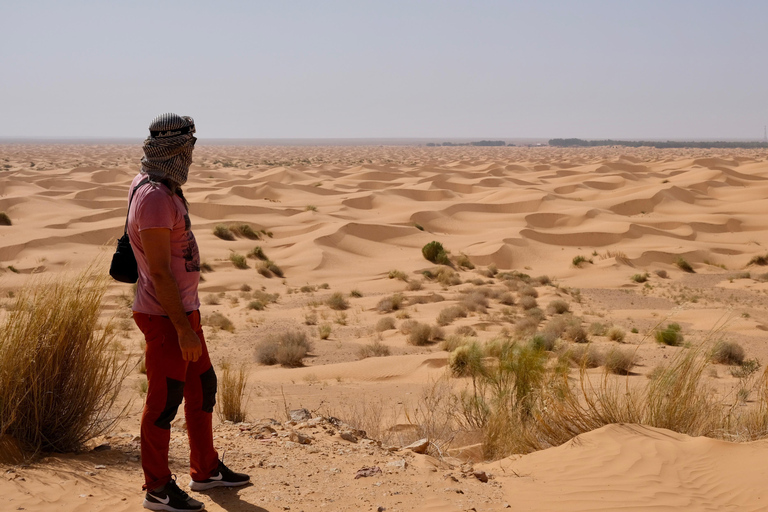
[403,438,429,454]
[92,443,111,452]
[289,431,313,445]
[94,465,106,470]
[340,431,358,443]
[377,507,386,512]
[289,408,312,422]
[473,470,489,483]
[386,459,407,470]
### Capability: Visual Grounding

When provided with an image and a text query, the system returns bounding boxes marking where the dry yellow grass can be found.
[0,265,131,453]
[216,361,249,423]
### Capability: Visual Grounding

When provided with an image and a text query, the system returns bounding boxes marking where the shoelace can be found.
[166,476,192,500]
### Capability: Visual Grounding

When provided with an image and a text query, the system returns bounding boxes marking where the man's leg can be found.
[183,310,219,482]
[134,312,189,491]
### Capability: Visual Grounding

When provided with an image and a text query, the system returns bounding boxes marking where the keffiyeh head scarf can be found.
[140,113,196,186]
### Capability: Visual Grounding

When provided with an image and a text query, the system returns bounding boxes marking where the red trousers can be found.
[134,310,219,490]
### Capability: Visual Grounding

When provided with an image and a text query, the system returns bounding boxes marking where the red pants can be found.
[134,310,219,490]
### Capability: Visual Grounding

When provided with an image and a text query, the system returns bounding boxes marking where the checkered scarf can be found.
[140,113,196,186]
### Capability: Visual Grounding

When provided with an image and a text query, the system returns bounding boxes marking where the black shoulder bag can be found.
[109,178,150,283]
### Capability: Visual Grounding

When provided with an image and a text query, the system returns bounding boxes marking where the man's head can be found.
[141,113,196,186]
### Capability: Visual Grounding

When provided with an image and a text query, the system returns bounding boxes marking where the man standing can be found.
[129,113,249,512]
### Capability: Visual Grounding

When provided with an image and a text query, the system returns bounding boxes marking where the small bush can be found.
[449,342,484,377]
[247,300,265,311]
[711,341,745,365]
[604,349,636,375]
[247,246,268,260]
[455,325,477,337]
[569,345,603,368]
[547,299,570,315]
[519,296,538,310]
[0,212,11,226]
[358,340,391,359]
[230,224,260,240]
[326,292,349,310]
[0,267,131,452]
[318,324,332,340]
[305,205,317,212]
[461,292,489,313]
[564,323,589,343]
[240,283,252,292]
[204,312,235,332]
[255,330,311,367]
[376,317,396,332]
[229,252,248,269]
[406,280,423,291]
[377,293,405,313]
[407,322,434,346]
[607,326,626,342]
[266,260,284,278]
[350,289,363,298]
[216,362,248,423]
[676,257,695,273]
[732,358,761,379]
[304,312,318,325]
[631,273,649,283]
[388,269,409,281]
[422,241,449,265]
[437,305,469,326]
[514,316,539,337]
[748,254,768,266]
[654,269,668,278]
[654,323,683,346]
[441,335,471,352]
[498,292,515,306]
[518,285,539,299]
[456,253,475,270]
[572,255,592,267]
[530,333,557,352]
[213,224,235,241]
[589,322,607,336]
[200,261,214,273]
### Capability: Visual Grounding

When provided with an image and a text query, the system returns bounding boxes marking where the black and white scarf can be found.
[140,113,196,186]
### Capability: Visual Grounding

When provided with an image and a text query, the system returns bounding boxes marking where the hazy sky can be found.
[2,0,767,140]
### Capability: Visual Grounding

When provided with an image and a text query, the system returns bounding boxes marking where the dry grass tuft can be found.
[213,224,235,241]
[203,312,235,332]
[216,361,249,423]
[711,341,746,365]
[376,293,405,313]
[546,299,570,315]
[0,265,131,453]
[358,340,391,359]
[247,246,268,260]
[437,305,468,326]
[607,326,626,342]
[376,317,396,332]
[604,348,636,375]
[255,330,311,367]
[326,292,349,310]
[229,252,248,269]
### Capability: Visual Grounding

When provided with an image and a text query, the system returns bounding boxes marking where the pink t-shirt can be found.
[127,173,201,315]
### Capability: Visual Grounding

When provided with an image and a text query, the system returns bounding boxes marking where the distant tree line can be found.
[426,140,512,147]
[548,138,768,149]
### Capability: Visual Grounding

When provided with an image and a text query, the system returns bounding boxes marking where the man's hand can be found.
[178,327,203,362]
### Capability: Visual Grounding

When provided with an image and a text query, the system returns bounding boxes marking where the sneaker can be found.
[143,478,205,511]
[189,460,250,491]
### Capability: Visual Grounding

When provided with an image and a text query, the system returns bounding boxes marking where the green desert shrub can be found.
[255,330,311,367]
[422,241,450,265]
[230,224,260,240]
[631,273,649,283]
[654,323,684,346]
[213,224,235,241]
[676,257,695,273]
[572,255,592,267]
[449,342,484,377]
[229,252,248,269]
[247,246,268,260]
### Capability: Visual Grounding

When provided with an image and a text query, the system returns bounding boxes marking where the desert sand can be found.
[3,143,768,511]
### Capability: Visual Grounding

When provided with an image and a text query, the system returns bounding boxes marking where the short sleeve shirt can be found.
[127,173,201,315]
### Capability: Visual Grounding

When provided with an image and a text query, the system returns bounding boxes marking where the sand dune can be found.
[2,144,768,511]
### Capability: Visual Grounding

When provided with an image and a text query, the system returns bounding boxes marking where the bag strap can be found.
[123,177,151,235]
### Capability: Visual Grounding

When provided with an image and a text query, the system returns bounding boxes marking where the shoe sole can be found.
[189,478,250,491]
[142,498,205,511]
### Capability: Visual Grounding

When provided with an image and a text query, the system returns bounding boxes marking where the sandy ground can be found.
[2,144,768,511]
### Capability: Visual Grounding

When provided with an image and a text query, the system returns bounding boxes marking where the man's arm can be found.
[140,228,202,362]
